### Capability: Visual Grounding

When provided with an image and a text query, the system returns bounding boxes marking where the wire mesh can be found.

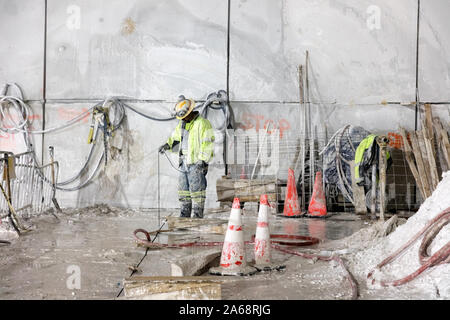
[218,127,422,214]
[0,151,57,219]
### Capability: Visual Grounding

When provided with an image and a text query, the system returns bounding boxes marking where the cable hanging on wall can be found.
[0,83,233,192]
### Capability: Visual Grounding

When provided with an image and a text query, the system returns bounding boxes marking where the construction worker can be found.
[159,96,215,218]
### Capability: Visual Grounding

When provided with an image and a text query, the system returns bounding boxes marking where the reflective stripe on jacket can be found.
[166,115,215,164]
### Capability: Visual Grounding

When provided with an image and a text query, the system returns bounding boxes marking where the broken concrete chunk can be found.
[171,248,221,276]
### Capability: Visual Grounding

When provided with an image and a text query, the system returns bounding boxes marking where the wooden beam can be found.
[416,129,433,190]
[409,131,432,198]
[421,120,439,190]
[216,178,277,203]
[399,128,425,199]
[424,104,435,147]
[123,276,225,300]
[434,117,450,169]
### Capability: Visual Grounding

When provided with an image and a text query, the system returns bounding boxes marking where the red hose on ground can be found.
[367,207,450,287]
[133,228,357,299]
[134,229,320,248]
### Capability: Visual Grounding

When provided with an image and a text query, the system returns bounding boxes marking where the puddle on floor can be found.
[0,208,370,300]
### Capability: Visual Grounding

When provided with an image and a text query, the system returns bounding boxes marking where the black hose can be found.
[116,219,167,298]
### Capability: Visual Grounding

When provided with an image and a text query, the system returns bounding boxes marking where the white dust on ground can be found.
[339,171,450,299]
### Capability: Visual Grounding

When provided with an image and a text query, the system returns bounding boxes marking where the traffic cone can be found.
[209,197,257,276]
[283,168,302,217]
[308,171,327,217]
[253,194,286,272]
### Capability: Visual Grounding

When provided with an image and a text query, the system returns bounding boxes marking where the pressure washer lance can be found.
[161,149,187,173]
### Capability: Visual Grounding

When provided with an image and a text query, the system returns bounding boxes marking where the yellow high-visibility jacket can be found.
[166,115,215,165]
[354,134,391,184]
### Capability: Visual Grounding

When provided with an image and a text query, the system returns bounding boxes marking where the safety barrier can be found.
[0,151,59,219]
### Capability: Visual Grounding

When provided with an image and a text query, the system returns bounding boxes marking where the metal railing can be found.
[0,151,59,226]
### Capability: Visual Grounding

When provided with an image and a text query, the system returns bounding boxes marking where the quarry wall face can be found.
[0,0,449,208]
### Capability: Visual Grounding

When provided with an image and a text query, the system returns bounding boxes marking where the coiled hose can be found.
[367,207,450,287]
[0,83,233,191]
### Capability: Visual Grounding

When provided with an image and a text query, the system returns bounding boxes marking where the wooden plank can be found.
[424,104,435,147]
[409,131,432,198]
[421,120,439,190]
[434,118,450,169]
[424,104,439,180]
[216,178,277,203]
[416,129,432,188]
[399,128,425,199]
[123,276,222,300]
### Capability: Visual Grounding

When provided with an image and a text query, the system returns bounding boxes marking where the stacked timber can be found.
[216,177,277,203]
[399,104,450,200]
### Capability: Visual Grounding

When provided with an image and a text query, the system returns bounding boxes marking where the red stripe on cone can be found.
[232,197,240,209]
[257,222,268,228]
[260,194,269,206]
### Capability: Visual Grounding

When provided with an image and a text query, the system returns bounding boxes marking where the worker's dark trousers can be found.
[178,160,207,218]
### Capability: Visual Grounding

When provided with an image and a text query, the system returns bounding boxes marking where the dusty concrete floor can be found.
[0,206,422,300]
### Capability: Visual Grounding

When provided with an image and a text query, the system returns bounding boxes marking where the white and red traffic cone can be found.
[253,194,286,271]
[209,197,257,276]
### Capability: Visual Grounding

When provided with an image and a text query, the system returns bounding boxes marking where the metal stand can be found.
[158,151,160,225]
[49,146,61,219]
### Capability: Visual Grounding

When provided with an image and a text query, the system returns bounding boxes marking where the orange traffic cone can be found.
[283,168,302,217]
[308,171,327,217]
[253,194,286,271]
[209,198,257,276]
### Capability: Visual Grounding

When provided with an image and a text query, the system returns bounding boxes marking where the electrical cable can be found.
[116,218,168,298]
[0,84,233,192]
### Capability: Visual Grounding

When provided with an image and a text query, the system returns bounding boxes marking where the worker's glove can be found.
[356,178,364,187]
[159,143,170,154]
[196,161,208,174]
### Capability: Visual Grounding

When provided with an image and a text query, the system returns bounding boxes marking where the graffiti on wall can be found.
[239,112,291,139]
